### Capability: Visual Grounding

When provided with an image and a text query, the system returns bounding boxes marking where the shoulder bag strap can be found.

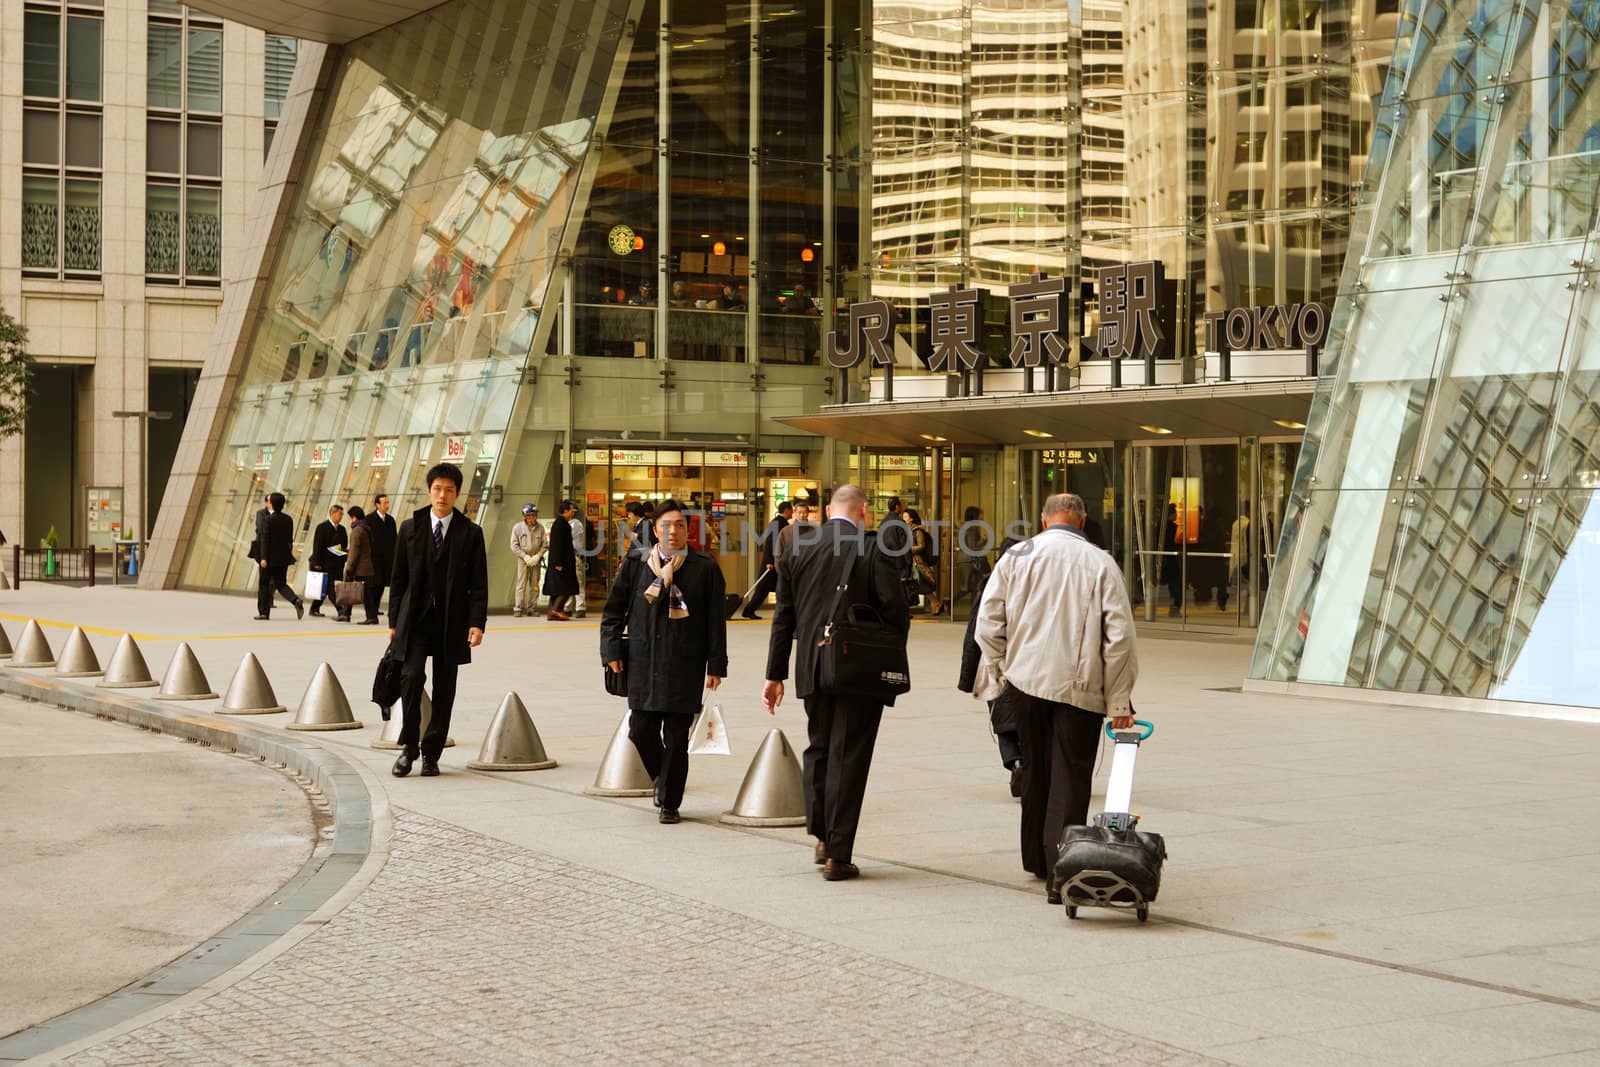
[821,531,864,640]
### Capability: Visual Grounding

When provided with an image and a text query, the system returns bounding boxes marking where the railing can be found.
[11,546,97,588]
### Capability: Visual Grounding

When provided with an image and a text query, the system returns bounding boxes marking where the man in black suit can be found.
[388,463,489,778]
[309,504,349,620]
[366,492,398,624]
[764,484,909,881]
[253,492,305,621]
[741,500,791,619]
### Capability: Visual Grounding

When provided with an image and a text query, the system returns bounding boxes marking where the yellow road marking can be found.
[0,612,597,642]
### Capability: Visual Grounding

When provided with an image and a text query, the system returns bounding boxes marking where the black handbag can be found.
[603,641,628,698]
[372,641,405,708]
[1053,824,1167,908]
[815,539,911,703]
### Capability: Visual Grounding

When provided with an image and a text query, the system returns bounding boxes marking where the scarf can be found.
[644,547,690,619]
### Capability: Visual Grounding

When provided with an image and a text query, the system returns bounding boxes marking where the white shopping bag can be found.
[687,703,731,756]
[304,571,327,600]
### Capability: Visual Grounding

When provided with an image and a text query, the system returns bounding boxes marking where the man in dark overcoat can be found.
[388,463,489,778]
[601,499,728,823]
[764,484,909,881]
[367,492,398,621]
[254,492,305,621]
[309,503,349,620]
[543,499,580,620]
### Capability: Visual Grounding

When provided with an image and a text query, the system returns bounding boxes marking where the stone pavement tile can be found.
[1072,945,1382,1004]
[1422,951,1600,1003]
[1204,1036,1386,1066]
[1344,895,1600,958]
[1290,971,1530,1016]
[61,809,1220,1066]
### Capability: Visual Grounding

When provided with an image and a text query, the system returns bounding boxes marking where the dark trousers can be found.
[628,709,694,809]
[1015,690,1104,881]
[802,694,884,864]
[362,579,384,623]
[548,594,574,616]
[743,567,777,614]
[256,564,300,616]
[311,571,350,619]
[399,617,458,759]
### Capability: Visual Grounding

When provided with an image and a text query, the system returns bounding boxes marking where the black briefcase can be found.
[372,642,404,708]
[1052,719,1166,922]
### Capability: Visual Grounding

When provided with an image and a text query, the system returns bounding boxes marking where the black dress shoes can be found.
[821,859,860,881]
[392,752,415,777]
[420,756,440,777]
[253,614,270,621]
[658,808,680,824]
[294,601,305,620]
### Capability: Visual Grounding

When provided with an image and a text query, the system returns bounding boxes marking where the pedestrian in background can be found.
[764,484,909,881]
[571,505,591,618]
[368,493,398,619]
[344,506,379,625]
[906,508,943,616]
[544,500,579,620]
[253,492,304,621]
[623,501,654,552]
[958,535,1025,797]
[601,499,728,824]
[741,500,791,619]
[774,499,815,564]
[510,503,546,617]
[310,504,349,620]
[975,492,1137,901]
[388,463,489,778]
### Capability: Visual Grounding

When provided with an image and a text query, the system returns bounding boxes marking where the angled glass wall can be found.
[1252,0,1600,710]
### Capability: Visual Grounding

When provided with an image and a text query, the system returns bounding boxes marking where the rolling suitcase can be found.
[1053,718,1166,922]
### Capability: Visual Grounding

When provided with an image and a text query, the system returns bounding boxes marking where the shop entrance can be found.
[580,442,817,603]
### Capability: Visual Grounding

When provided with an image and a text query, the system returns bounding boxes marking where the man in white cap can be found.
[509,503,546,617]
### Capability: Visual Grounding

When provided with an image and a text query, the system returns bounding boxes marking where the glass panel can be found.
[147,118,182,173]
[147,22,183,110]
[186,186,221,277]
[146,182,182,275]
[148,0,182,12]
[62,179,100,272]
[22,176,59,271]
[1184,443,1243,629]
[758,160,822,364]
[186,28,223,112]
[24,12,60,98]
[668,151,747,362]
[187,121,222,176]
[65,16,102,102]
[64,111,101,168]
[1130,444,1188,621]
[23,109,59,165]
[1493,491,1600,707]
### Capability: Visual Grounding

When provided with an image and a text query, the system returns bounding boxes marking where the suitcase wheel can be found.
[1065,905,1078,919]
[1136,905,1149,923]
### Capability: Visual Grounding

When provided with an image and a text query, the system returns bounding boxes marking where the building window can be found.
[264,35,298,158]
[146,3,224,285]
[22,1,103,278]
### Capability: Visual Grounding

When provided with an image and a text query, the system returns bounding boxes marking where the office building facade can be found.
[1,0,296,549]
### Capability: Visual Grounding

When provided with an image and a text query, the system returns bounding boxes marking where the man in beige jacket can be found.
[975,492,1137,901]
[509,504,546,617]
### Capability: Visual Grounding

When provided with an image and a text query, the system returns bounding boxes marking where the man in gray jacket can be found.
[509,504,546,616]
[975,492,1137,901]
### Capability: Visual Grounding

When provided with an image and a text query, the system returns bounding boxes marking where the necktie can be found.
[433,520,444,552]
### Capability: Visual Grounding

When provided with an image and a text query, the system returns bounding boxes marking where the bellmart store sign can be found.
[829,261,1326,400]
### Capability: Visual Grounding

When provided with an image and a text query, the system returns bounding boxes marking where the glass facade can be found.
[1252,0,1600,709]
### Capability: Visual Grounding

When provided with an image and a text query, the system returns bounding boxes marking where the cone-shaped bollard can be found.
[54,626,104,678]
[0,620,13,659]
[286,662,362,731]
[371,691,455,749]
[720,728,807,826]
[585,709,654,796]
[468,692,555,771]
[99,634,158,688]
[155,642,218,700]
[11,620,57,668]
[216,652,286,714]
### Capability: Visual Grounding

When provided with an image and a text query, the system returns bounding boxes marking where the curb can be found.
[0,669,390,1063]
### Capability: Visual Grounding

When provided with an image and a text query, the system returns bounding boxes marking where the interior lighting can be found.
[801,247,815,262]
[632,235,645,250]
[713,241,727,255]
[1022,428,1053,439]
[1273,418,1308,429]
[919,433,949,443]
[1138,424,1175,435]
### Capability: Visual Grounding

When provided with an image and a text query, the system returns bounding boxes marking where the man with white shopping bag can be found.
[601,499,729,824]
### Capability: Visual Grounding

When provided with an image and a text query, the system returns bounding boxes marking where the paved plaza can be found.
[4,583,1600,1064]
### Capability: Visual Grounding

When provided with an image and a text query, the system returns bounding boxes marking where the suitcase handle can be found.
[1105,718,1154,741]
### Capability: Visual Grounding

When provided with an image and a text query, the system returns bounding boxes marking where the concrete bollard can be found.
[719,728,807,826]
[585,709,654,796]
[286,662,363,731]
[217,652,287,714]
[54,626,104,678]
[467,692,555,771]
[155,642,219,701]
[99,634,158,689]
[11,620,57,669]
